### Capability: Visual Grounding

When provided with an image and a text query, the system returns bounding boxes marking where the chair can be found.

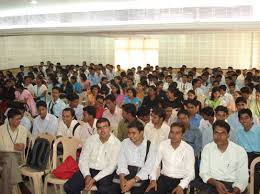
[44,136,82,194]
[20,133,56,194]
[249,156,260,194]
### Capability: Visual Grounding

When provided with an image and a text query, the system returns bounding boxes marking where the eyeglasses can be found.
[97,125,109,130]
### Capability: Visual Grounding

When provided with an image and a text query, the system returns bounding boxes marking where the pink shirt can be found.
[15,89,37,116]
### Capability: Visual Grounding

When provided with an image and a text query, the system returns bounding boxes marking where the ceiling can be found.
[0,0,127,11]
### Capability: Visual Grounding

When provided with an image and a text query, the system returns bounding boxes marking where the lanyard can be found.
[6,124,19,145]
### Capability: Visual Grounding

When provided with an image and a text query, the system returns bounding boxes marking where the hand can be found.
[171,185,184,194]
[215,181,228,194]
[84,176,94,191]
[145,180,157,192]
[14,143,25,151]
[122,178,135,193]
[119,176,127,191]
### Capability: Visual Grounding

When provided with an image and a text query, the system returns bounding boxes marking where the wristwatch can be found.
[134,176,139,183]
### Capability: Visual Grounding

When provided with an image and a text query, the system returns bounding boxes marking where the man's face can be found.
[177,113,189,125]
[97,121,111,140]
[9,115,22,128]
[69,99,79,108]
[236,102,247,111]
[186,103,197,116]
[105,99,115,111]
[239,113,253,129]
[62,111,73,125]
[38,106,47,119]
[165,107,173,118]
[52,89,60,99]
[213,126,229,146]
[128,127,143,144]
[215,111,227,121]
[151,113,162,125]
[169,126,183,144]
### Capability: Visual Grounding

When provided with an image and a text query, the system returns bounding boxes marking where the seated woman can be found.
[205,87,226,110]
[123,88,141,109]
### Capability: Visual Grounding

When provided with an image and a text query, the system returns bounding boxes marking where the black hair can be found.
[177,109,189,117]
[36,100,47,109]
[184,99,200,107]
[127,88,137,97]
[170,122,185,133]
[200,107,214,117]
[238,108,253,119]
[83,106,96,118]
[240,87,250,94]
[96,117,110,127]
[67,93,79,101]
[122,103,137,117]
[137,106,151,117]
[211,87,221,100]
[7,108,22,119]
[52,86,61,93]
[128,120,144,132]
[152,107,166,120]
[219,85,227,91]
[235,97,247,105]
[213,120,230,134]
[62,107,76,118]
[105,94,116,102]
[215,105,228,115]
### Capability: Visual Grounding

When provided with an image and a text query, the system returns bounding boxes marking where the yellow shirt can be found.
[0,123,27,152]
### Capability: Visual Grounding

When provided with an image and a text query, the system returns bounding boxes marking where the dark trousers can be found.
[145,175,186,194]
[248,152,260,194]
[197,181,247,194]
[109,180,149,194]
[64,169,113,194]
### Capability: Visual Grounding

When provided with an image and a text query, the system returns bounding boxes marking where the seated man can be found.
[144,107,170,146]
[64,118,121,194]
[47,86,66,118]
[66,93,84,120]
[79,106,97,143]
[145,122,195,194]
[32,100,59,136]
[109,120,156,194]
[102,94,122,136]
[0,109,31,194]
[117,103,138,141]
[236,108,260,193]
[199,120,248,194]
[57,108,82,141]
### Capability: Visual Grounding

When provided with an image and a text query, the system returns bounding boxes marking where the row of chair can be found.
[14,132,260,194]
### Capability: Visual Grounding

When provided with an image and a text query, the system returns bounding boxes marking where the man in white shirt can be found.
[57,108,82,142]
[178,74,193,99]
[219,85,236,112]
[199,120,248,194]
[32,75,47,102]
[109,120,156,194]
[47,86,66,118]
[79,106,97,143]
[102,94,122,136]
[64,118,121,194]
[0,109,31,194]
[145,122,195,194]
[144,107,170,146]
[32,101,59,135]
[163,102,178,127]
[66,93,84,120]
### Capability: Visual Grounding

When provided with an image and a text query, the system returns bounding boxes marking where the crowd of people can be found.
[0,61,260,194]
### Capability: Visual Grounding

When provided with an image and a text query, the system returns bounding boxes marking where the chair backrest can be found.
[52,137,82,169]
[38,133,56,145]
[249,156,260,194]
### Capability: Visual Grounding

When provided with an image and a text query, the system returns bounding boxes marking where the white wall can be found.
[0,35,114,69]
[0,32,259,70]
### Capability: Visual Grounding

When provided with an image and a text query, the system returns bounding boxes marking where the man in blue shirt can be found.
[236,108,260,193]
[184,99,202,129]
[88,67,99,86]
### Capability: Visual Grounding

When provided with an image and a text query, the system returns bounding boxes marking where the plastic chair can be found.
[20,133,56,194]
[44,136,82,194]
[249,156,260,194]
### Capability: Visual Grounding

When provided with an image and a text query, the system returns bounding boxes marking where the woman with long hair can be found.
[205,86,226,110]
